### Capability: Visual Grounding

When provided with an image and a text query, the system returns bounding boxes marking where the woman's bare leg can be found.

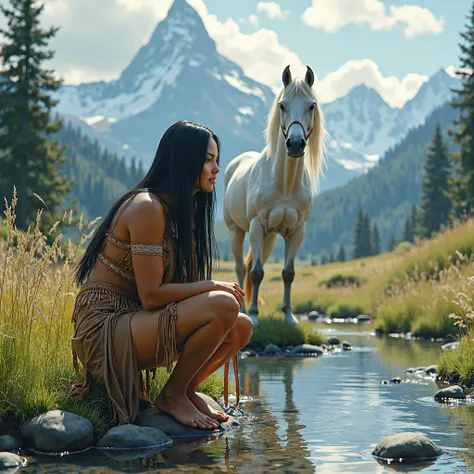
[187,313,253,421]
[130,290,240,429]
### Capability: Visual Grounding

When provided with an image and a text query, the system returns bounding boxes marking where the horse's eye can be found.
[309,103,315,111]
[278,103,285,111]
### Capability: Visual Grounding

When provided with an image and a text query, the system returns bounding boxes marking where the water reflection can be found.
[17,331,474,473]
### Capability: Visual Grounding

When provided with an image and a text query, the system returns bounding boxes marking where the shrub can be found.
[247,317,325,349]
[318,273,364,288]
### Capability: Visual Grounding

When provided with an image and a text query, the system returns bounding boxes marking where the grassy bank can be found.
[0,196,225,438]
[214,219,474,340]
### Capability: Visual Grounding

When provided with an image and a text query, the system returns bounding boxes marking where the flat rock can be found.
[342,341,352,351]
[0,452,27,468]
[0,436,20,452]
[434,385,466,401]
[356,314,372,323]
[97,425,172,450]
[424,365,438,375]
[135,393,239,439]
[20,410,93,453]
[264,344,282,355]
[441,341,460,351]
[290,344,324,356]
[308,311,323,321]
[326,337,340,345]
[372,432,443,460]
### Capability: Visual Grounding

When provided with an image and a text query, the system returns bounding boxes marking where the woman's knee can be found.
[208,290,240,330]
[234,313,253,345]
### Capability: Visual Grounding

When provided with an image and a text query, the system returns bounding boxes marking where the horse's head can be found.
[278,65,316,158]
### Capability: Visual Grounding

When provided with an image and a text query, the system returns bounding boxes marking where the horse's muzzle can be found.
[286,137,306,157]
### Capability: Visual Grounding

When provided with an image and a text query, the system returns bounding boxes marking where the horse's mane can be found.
[265,78,327,193]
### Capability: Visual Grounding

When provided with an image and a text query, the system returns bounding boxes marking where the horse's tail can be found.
[244,249,253,309]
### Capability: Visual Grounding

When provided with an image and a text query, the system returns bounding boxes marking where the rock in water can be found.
[0,435,20,452]
[20,410,93,453]
[264,344,282,355]
[97,425,172,449]
[373,432,443,460]
[434,385,466,401]
[0,452,28,468]
[135,393,239,439]
[326,337,340,346]
[424,365,438,375]
[290,344,324,356]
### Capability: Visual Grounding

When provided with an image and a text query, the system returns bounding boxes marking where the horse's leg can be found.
[228,225,247,311]
[248,217,265,325]
[281,222,305,325]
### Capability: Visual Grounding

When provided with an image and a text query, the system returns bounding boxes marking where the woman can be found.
[71,120,253,430]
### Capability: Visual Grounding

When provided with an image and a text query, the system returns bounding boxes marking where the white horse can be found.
[223,65,327,325]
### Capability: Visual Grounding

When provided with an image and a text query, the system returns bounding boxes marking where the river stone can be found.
[424,365,438,375]
[342,341,352,351]
[0,452,27,468]
[20,410,93,453]
[0,436,19,452]
[308,311,322,321]
[372,432,443,460]
[441,341,460,351]
[290,344,324,356]
[264,344,282,355]
[135,393,239,439]
[326,337,340,345]
[434,385,466,401]
[405,368,414,374]
[97,425,172,450]
[356,314,372,323]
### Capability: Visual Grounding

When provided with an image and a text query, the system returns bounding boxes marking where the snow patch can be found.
[223,74,265,99]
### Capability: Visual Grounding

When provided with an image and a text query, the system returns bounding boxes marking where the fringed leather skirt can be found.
[70,281,178,424]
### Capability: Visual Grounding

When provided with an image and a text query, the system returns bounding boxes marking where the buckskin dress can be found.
[71,196,181,424]
[71,196,240,425]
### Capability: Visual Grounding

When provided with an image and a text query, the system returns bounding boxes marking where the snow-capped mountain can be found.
[322,69,459,157]
[55,0,459,201]
[56,0,275,204]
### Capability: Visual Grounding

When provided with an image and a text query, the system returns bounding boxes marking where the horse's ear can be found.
[305,66,314,87]
[282,65,292,87]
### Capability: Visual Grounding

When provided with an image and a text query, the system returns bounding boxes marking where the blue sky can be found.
[206,0,471,79]
[1,0,470,108]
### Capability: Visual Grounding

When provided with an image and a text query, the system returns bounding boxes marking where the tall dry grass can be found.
[0,190,225,436]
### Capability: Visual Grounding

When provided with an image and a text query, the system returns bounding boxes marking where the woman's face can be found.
[196,137,219,193]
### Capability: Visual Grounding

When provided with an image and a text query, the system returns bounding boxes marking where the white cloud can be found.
[24,0,303,89]
[239,14,258,26]
[316,59,428,108]
[0,0,429,108]
[257,2,290,20]
[302,0,444,38]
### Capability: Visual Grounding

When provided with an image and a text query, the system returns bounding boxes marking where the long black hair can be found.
[74,120,220,285]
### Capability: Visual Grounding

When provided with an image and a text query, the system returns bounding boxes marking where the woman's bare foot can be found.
[187,391,229,422]
[155,391,219,430]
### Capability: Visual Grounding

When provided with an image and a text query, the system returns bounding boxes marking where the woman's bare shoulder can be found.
[124,192,167,232]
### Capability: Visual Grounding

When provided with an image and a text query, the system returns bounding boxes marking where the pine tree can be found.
[402,215,413,242]
[371,222,381,255]
[448,3,474,218]
[321,254,328,265]
[352,209,364,259]
[0,0,71,229]
[420,124,452,236]
[328,253,335,263]
[387,234,397,252]
[361,212,372,256]
[337,244,346,262]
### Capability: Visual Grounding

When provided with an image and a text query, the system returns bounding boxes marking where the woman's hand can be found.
[212,281,245,308]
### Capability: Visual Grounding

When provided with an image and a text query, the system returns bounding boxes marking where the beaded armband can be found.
[131,243,164,256]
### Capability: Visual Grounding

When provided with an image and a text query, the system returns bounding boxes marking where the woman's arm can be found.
[125,194,243,311]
